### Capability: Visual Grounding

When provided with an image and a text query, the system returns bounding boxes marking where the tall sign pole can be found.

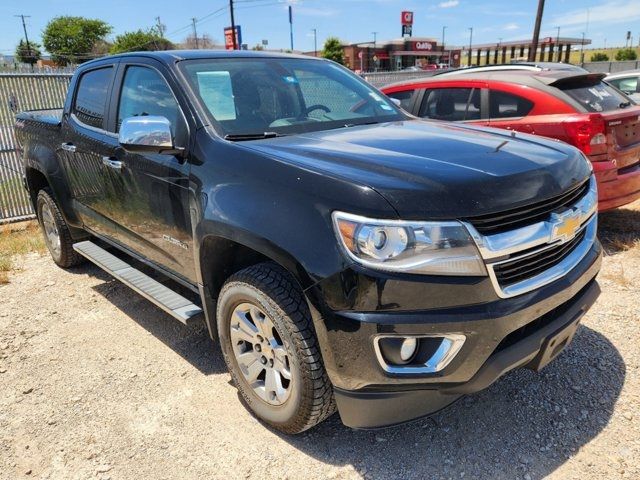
[468,27,473,66]
[529,0,545,61]
[230,0,237,50]
[289,6,294,51]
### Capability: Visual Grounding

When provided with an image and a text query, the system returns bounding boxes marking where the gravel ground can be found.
[1,206,639,480]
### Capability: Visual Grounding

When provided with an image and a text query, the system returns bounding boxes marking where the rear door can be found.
[59,62,120,240]
[102,58,196,281]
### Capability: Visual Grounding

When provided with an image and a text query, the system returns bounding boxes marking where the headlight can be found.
[332,211,487,276]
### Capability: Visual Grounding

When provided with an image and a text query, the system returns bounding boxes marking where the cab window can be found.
[488,90,534,119]
[608,77,638,95]
[117,66,181,135]
[73,67,113,129]
[418,88,481,121]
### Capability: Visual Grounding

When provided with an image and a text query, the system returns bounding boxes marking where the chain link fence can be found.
[0,72,72,224]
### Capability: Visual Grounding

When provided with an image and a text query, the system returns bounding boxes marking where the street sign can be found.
[224,25,242,50]
[262,39,268,46]
[401,11,413,25]
[402,25,412,37]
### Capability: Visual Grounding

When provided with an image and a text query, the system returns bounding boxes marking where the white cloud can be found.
[439,0,459,8]
[504,23,519,31]
[551,0,640,30]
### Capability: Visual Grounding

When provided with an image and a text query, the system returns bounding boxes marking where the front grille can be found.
[467,180,590,235]
[492,229,586,288]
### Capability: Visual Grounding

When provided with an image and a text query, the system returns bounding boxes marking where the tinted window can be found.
[608,77,638,95]
[418,88,481,121]
[385,90,415,111]
[179,58,403,136]
[117,66,180,134]
[73,67,112,129]
[489,90,534,118]
[557,79,630,112]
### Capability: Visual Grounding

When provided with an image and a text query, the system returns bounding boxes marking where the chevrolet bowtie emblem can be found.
[551,210,582,243]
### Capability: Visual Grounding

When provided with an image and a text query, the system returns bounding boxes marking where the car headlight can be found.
[332,211,487,276]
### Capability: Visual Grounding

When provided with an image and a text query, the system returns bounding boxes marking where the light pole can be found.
[468,27,473,66]
[312,28,317,57]
[442,26,447,65]
[555,26,561,61]
[580,32,585,64]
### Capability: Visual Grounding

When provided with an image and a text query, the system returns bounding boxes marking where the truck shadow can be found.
[598,205,640,254]
[277,325,625,480]
[77,263,227,376]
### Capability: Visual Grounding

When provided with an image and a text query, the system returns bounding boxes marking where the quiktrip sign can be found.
[401,10,413,37]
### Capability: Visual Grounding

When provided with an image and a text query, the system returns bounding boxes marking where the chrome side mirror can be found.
[119,116,181,155]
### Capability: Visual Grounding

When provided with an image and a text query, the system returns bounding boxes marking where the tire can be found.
[217,263,336,434]
[36,188,84,268]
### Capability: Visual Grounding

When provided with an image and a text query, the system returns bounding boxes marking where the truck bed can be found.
[16,108,64,127]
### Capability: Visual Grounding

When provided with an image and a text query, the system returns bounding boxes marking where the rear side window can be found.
[557,79,630,112]
[385,90,415,111]
[418,88,481,121]
[489,90,534,118]
[608,77,638,95]
[73,67,113,129]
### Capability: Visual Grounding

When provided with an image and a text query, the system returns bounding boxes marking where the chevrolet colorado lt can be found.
[15,51,601,434]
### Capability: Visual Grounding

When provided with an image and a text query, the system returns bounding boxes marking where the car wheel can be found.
[217,262,336,434]
[36,188,84,268]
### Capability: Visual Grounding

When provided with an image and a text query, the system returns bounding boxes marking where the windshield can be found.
[179,57,405,137]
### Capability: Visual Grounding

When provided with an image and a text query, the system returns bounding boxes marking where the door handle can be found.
[102,156,123,170]
[60,142,76,153]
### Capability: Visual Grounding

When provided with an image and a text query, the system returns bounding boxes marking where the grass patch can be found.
[0,220,46,284]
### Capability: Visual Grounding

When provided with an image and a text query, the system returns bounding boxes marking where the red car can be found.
[382,69,640,210]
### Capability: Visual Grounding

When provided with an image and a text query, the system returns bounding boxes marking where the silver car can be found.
[605,70,640,103]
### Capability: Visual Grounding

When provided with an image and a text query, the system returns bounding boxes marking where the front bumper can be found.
[309,241,601,429]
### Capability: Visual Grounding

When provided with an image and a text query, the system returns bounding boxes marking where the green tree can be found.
[14,39,42,65]
[590,52,609,62]
[615,48,638,61]
[321,37,344,65]
[110,28,173,54]
[42,16,112,65]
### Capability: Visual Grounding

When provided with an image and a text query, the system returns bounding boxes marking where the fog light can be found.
[400,337,418,362]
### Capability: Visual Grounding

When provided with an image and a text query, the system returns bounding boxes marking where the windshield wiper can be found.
[224,131,285,141]
[343,121,380,128]
[619,101,632,109]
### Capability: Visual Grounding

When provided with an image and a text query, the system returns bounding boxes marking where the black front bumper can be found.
[308,242,601,429]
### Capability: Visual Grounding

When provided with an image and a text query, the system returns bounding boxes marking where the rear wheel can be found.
[36,188,84,268]
[217,263,336,434]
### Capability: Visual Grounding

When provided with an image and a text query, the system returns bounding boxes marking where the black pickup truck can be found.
[15,51,601,433]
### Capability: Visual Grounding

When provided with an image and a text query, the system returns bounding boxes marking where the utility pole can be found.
[155,16,166,37]
[191,18,199,49]
[230,0,238,50]
[529,0,545,62]
[14,14,33,65]
[468,27,473,66]
[372,31,378,71]
[555,26,561,61]
[312,28,317,57]
[288,5,294,51]
[442,26,447,65]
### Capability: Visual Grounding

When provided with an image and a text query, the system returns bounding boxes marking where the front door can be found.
[103,61,195,281]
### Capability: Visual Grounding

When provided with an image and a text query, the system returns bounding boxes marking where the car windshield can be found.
[179,57,404,137]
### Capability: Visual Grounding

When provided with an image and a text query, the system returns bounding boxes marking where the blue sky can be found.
[1,0,639,57]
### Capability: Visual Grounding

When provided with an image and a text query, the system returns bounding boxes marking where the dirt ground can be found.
[0,202,639,480]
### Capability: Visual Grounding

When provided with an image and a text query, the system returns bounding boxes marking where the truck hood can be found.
[239,120,591,219]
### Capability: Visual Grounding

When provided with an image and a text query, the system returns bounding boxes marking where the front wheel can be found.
[216,263,336,434]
